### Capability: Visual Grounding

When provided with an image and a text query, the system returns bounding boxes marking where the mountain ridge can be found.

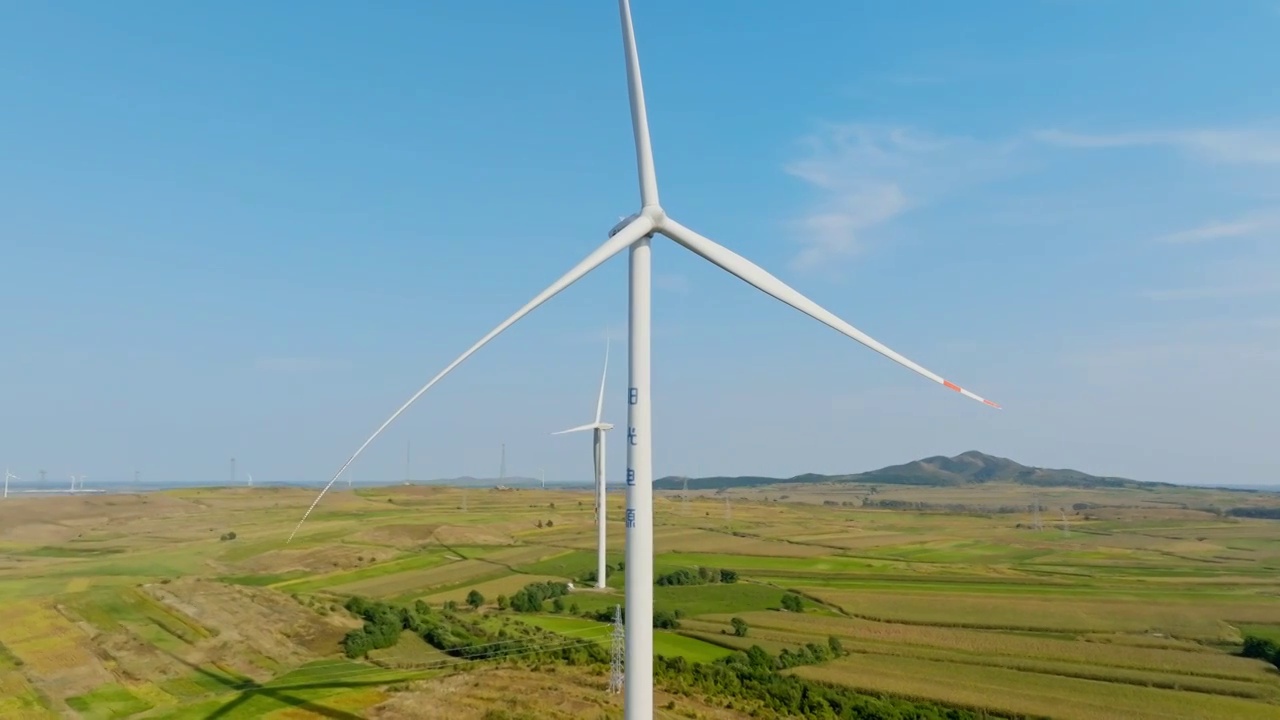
[653,450,1173,492]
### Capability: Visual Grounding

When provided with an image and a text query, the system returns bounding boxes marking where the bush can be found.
[1242,634,1280,670]
[730,617,748,637]
[780,593,804,612]
[466,589,485,610]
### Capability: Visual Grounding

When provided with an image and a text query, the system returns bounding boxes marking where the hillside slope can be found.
[655,451,1168,491]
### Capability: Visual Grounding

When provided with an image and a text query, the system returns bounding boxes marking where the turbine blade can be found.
[288,215,657,543]
[661,218,1001,409]
[618,0,659,206]
[594,335,610,424]
[552,423,597,435]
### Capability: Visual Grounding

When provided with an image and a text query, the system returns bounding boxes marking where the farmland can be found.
[0,479,1278,718]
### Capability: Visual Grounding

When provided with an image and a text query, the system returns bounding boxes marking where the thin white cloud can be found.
[254,356,349,372]
[1141,284,1280,301]
[881,73,945,86]
[1034,127,1280,165]
[1155,207,1280,245]
[784,124,1015,271]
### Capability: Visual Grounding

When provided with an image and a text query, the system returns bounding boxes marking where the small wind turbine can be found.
[69,474,86,492]
[247,472,254,488]
[3,469,17,499]
[553,337,614,590]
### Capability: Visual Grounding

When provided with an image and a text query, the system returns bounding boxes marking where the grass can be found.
[506,615,733,662]
[146,660,431,720]
[796,654,1280,720]
[65,684,154,719]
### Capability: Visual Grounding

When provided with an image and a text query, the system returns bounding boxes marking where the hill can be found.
[654,451,1176,491]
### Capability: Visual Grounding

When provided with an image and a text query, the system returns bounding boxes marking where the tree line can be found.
[655,566,738,586]
[340,595,609,665]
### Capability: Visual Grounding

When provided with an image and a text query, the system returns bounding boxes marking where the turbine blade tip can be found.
[943,380,962,392]
[984,399,1003,410]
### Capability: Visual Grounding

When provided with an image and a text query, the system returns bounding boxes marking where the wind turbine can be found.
[3,469,17,499]
[552,336,614,590]
[289,2,1000,715]
[69,474,86,492]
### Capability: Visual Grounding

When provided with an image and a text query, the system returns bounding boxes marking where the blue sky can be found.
[2,1,1278,489]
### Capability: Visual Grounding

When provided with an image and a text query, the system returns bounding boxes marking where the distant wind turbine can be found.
[553,336,614,590]
[247,472,254,488]
[3,469,17,499]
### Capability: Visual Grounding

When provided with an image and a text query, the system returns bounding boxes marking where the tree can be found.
[730,617,748,637]
[552,597,566,613]
[536,520,544,528]
[466,589,485,610]
[718,568,738,584]
[780,593,804,612]
[496,594,509,610]
[827,635,843,656]
[546,519,554,528]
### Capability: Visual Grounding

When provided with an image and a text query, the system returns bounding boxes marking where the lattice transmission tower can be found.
[608,604,625,694]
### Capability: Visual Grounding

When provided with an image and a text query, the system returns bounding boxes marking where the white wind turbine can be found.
[289,2,1000,715]
[3,469,17,499]
[552,337,614,590]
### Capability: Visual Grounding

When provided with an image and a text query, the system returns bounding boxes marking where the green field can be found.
[1,481,1278,719]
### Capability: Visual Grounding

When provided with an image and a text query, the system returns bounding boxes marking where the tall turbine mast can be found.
[3,469,17,499]
[289,4,1002,715]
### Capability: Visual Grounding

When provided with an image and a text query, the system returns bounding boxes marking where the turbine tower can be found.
[3,469,17,499]
[552,336,614,590]
[289,3,1001,715]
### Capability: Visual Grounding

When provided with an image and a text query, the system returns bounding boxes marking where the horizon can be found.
[4,448,1278,492]
[3,2,1278,487]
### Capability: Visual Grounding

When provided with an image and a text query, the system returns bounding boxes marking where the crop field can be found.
[0,481,1277,718]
